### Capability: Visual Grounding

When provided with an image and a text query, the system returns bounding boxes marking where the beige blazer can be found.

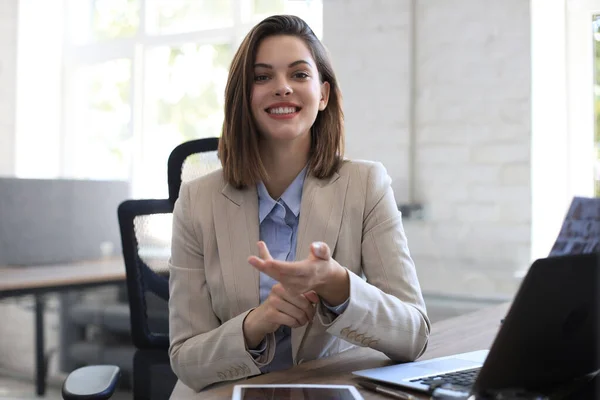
[168,160,431,392]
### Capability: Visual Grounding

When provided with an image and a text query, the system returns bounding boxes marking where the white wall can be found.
[0,0,18,176]
[14,0,64,178]
[323,0,414,202]
[324,0,531,298]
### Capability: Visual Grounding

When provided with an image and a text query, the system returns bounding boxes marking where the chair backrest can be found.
[118,198,173,349]
[119,137,221,349]
[549,196,600,257]
[167,137,220,205]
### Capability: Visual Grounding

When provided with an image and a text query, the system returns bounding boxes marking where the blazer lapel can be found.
[213,184,260,318]
[291,170,350,362]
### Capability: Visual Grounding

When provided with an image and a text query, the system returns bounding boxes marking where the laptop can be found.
[353,252,599,397]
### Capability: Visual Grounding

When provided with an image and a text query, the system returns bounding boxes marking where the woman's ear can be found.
[319,81,330,111]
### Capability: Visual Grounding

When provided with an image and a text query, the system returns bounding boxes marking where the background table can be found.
[0,258,126,396]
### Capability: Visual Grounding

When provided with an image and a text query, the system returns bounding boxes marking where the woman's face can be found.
[251,35,330,145]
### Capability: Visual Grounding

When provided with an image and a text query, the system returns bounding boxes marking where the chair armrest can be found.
[62,365,121,400]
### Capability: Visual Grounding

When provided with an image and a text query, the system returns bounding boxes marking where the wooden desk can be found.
[171,303,510,399]
[0,258,126,297]
[0,258,126,396]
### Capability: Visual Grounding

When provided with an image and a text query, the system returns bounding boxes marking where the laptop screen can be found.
[473,252,599,395]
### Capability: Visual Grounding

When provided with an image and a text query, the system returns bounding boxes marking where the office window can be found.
[529,1,596,259]
[27,0,322,197]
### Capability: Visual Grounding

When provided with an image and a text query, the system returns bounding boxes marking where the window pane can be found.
[70,59,132,180]
[67,0,140,45]
[241,0,323,38]
[246,0,285,21]
[140,43,231,197]
[145,0,233,35]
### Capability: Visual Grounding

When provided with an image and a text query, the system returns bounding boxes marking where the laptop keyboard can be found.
[409,367,481,391]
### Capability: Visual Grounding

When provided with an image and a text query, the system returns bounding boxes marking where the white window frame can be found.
[530,0,597,261]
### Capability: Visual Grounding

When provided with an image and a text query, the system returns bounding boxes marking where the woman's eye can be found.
[293,72,309,79]
[254,75,269,82]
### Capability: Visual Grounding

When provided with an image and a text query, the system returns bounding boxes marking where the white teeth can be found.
[268,107,297,115]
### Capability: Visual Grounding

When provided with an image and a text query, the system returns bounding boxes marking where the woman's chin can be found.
[262,130,310,143]
[273,133,304,141]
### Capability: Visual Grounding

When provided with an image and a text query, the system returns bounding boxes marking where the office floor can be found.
[0,374,130,400]
[0,378,130,400]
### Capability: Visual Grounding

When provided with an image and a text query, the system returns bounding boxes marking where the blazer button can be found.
[226,369,234,379]
[217,372,226,380]
[361,337,372,346]
[368,339,379,348]
[348,330,357,340]
[355,334,364,342]
[341,327,350,336]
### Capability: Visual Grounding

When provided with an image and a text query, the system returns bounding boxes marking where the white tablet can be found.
[231,384,364,400]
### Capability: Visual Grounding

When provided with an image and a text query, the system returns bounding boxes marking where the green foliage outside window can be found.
[153,43,232,142]
[92,0,140,41]
[84,59,132,176]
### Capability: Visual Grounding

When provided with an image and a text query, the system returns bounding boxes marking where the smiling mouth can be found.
[265,106,301,115]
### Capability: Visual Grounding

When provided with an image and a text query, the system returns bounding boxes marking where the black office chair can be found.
[62,198,174,400]
[167,137,220,206]
[62,138,220,400]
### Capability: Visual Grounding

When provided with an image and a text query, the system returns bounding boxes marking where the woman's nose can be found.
[273,78,292,96]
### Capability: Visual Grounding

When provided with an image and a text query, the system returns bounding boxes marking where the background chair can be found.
[549,196,600,257]
[63,198,175,400]
[168,137,220,205]
[62,138,220,400]
[119,197,174,399]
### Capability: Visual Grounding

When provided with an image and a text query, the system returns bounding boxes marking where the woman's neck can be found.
[259,137,310,199]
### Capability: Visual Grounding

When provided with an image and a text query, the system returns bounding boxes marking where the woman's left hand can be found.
[248,241,350,306]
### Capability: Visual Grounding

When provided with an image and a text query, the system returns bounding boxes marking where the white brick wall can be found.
[324,0,531,298]
[0,0,17,176]
[323,0,413,203]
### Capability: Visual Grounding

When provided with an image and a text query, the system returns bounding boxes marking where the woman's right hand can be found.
[243,283,319,349]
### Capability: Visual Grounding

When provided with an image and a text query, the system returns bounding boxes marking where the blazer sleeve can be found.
[315,162,431,361]
[168,182,275,392]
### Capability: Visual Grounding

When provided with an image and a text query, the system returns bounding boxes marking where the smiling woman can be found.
[219,17,343,192]
[168,14,431,393]
[251,36,330,170]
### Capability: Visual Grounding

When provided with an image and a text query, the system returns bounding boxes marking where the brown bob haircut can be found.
[218,14,344,189]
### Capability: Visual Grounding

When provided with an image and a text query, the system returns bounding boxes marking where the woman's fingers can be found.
[310,241,331,260]
[268,294,308,326]
[277,285,315,314]
[303,290,319,304]
[270,284,315,326]
[265,307,302,328]
[257,241,273,261]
